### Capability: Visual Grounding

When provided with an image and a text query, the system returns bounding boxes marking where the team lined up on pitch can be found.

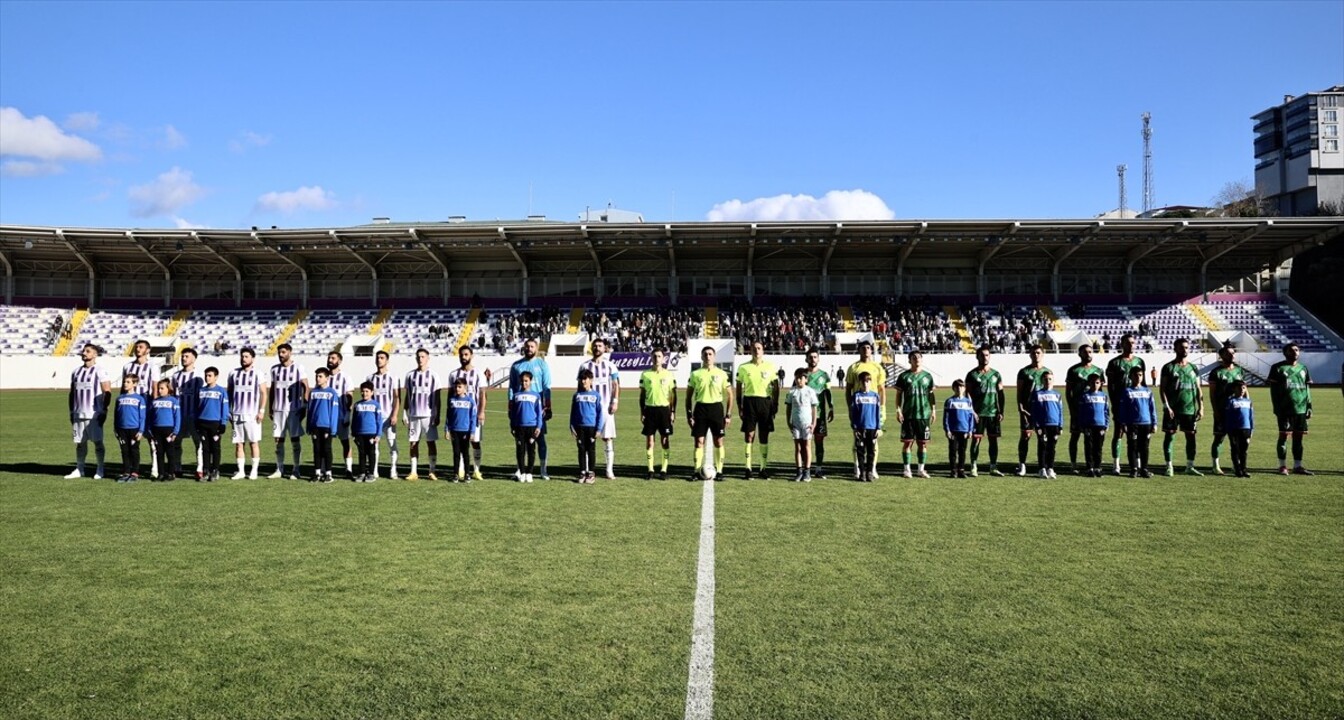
[64,333,1316,483]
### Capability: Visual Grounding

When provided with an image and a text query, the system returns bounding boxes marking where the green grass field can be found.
[2,387,1342,719]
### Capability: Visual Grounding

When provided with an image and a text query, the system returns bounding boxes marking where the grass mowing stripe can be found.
[684,478,715,720]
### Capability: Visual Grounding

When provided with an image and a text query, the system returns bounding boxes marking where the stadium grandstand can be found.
[1,217,1341,387]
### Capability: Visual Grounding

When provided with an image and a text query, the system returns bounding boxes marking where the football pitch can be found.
[2,387,1341,719]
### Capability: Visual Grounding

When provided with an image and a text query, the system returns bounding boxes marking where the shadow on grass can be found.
[0,462,77,477]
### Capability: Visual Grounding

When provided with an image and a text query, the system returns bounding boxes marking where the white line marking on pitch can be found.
[684,478,715,720]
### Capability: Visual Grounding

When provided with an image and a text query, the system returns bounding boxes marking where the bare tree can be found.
[1212,180,1274,217]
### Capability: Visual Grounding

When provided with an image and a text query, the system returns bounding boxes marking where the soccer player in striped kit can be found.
[228,347,267,479]
[123,339,162,476]
[578,338,620,479]
[65,343,111,479]
[509,338,552,480]
[403,348,442,480]
[327,351,355,478]
[267,343,310,479]
[366,350,402,479]
[447,345,488,481]
[171,348,205,479]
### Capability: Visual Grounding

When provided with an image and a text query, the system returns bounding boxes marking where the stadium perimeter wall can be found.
[4,352,1341,391]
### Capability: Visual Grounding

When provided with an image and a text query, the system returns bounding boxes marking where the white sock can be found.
[606,442,615,473]
[251,457,259,475]
[410,458,418,475]
[390,450,398,474]
[346,456,353,472]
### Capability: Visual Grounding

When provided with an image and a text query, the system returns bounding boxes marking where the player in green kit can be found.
[1267,342,1314,475]
[1064,344,1105,475]
[964,345,1005,476]
[1105,333,1145,475]
[639,349,677,480]
[1159,338,1204,476]
[1015,344,1051,477]
[1207,344,1244,475]
[894,350,936,478]
[803,347,834,479]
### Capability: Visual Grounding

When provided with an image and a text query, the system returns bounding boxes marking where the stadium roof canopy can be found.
[1,218,1340,304]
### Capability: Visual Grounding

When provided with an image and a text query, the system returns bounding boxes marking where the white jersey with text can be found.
[122,359,160,396]
[269,362,308,410]
[227,367,263,419]
[70,365,110,419]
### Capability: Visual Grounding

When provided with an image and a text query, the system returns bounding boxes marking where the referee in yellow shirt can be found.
[639,348,677,480]
[686,345,732,480]
[736,340,780,479]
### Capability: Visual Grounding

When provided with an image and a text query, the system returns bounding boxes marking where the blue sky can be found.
[1,1,1340,228]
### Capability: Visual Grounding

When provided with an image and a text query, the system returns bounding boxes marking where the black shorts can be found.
[814,414,829,438]
[642,407,674,437]
[901,418,931,442]
[1162,413,1198,434]
[974,415,1001,437]
[1019,411,1035,435]
[740,397,775,434]
[1276,414,1309,434]
[692,403,725,440]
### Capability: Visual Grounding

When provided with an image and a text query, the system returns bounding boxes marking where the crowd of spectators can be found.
[583,306,702,354]
[850,296,961,353]
[962,303,1051,353]
[718,296,840,353]
[487,307,570,355]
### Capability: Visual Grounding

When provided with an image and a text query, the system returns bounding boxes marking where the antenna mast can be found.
[1141,112,1153,213]
[1117,164,1128,216]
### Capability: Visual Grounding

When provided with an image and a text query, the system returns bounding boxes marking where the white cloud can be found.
[160,124,187,150]
[128,167,205,217]
[173,216,207,229]
[0,107,102,165]
[229,130,272,153]
[254,185,337,214]
[1,159,64,177]
[64,111,101,132]
[706,189,895,222]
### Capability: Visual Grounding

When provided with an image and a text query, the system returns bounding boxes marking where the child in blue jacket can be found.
[195,367,229,481]
[509,371,544,482]
[1077,374,1110,477]
[571,369,607,484]
[1120,366,1157,477]
[114,374,148,482]
[1031,370,1065,478]
[943,379,976,478]
[351,381,385,483]
[307,368,342,483]
[444,377,479,483]
[849,372,883,482]
[149,378,182,482]
[1224,380,1255,477]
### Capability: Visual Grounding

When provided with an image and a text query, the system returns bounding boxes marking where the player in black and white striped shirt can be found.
[447,346,488,481]
[403,348,441,480]
[65,343,111,479]
[366,349,403,478]
[170,348,205,479]
[267,343,309,479]
[228,347,267,479]
[578,338,621,479]
[123,339,163,476]
[327,350,355,478]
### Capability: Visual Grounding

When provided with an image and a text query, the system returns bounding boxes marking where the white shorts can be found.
[381,418,398,444]
[790,425,813,441]
[272,408,305,439]
[72,419,103,444]
[600,413,617,440]
[471,418,483,443]
[407,417,437,443]
[231,417,262,444]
